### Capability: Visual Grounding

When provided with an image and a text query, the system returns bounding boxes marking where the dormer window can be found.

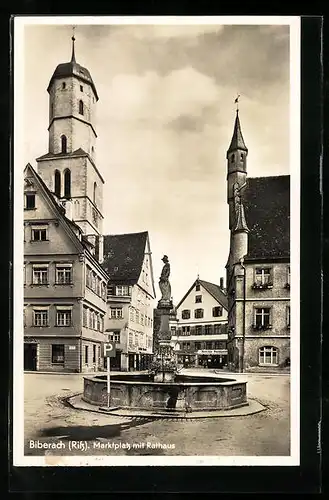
[79,100,84,115]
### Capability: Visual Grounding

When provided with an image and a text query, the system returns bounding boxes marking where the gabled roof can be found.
[102,232,149,285]
[242,175,290,260]
[227,110,248,155]
[176,278,228,311]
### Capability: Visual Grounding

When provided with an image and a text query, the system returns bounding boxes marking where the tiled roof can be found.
[242,175,290,260]
[102,232,148,284]
[36,148,88,161]
[198,280,228,310]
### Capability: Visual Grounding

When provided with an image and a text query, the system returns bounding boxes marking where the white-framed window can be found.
[182,309,190,319]
[195,308,204,319]
[31,225,48,241]
[254,268,272,287]
[287,306,290,329]
[195,295,202,303]
[182,326,190,335]
[32,264,48,285]
[109,331,121,343]
[55,263,72,284]
[128,332,133,347]
[141,314,144,326]
[259,346,278,365]
[91,311,96,329]
[254,308,271,329]
[205,325,213,334]
[129,307,135,322]
[116,285,131,296]
[52,344,64,364]
[136,310,140,324]
[56,307,72,327]
[171,326,176,334]
[195,325,202,335]
[110,307,123,319]
[33,307,48,326]
[83,306,88,327]
[214,324,221,334]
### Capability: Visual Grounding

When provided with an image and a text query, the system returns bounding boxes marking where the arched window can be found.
[61,135,67,154]
[259,346,278,365]
[93,182,97,205]
[240,153,244,161]
[64,169,71,199]
[79,100,84,115]
[54,170,61,198]
[231,154,235,163]
[62,82,66,89]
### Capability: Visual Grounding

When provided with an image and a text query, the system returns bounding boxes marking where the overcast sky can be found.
[22,22,291,302]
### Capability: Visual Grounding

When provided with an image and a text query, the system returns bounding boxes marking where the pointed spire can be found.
[227,110,248,155]
[71,27,76,63]
[234,202,249,233]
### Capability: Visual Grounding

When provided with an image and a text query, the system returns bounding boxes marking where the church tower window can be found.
[54,170,61,198]
[79,100,84,115]
[62,82,66,89]
[93,182,97,205]
[64,169,71,198]
[231,154,235,163]
[61,135,67,154]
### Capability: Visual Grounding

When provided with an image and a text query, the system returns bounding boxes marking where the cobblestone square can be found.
[23,370,290,457]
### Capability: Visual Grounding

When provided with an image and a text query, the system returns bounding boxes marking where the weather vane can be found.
[234,93,241,111]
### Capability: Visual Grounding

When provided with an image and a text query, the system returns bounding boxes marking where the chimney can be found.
[220,277,224,290]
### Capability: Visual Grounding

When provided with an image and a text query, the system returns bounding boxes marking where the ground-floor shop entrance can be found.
[24,343,37,371]
[198,354,228,369]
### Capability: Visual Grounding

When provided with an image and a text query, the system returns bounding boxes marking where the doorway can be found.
[24,343,37,371]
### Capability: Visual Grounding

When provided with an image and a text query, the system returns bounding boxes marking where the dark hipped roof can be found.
[102,232,148,284]
[242,175,290,260]
[47,61,99,101]
[198,280,228,310]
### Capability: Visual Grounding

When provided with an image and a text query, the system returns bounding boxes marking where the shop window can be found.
[52,344,64,364]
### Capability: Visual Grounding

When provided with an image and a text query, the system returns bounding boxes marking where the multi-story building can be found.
[102,232,156,371]
[169,278,228,368]
[225,110,290,372]
[23,36,109,372]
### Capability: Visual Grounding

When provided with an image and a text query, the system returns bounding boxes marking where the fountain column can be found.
[152,255,178,382]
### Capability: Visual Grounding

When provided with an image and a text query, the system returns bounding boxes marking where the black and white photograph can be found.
[13,16,300,466]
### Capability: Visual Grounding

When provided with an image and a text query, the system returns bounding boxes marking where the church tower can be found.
[36,35,104,251]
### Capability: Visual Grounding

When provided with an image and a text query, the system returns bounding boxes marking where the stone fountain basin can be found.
[82,373,248,411]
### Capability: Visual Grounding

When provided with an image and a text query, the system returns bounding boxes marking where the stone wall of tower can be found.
[48,76,97,158]
[227,151,247,230]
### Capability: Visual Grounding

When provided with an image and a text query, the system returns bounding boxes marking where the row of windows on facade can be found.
[181,306,223,320]
[231,306,290,330]
[59,81,96,104]
[82,306,105,332]
[171,324,226,336]
[251,267,290,289]
[85,265,107,300]
[180,341,227,351]
[109,306,153,328]
[107,284,132,297]
[50,343,100,365]
[128,331,153,349]
[24,307,73,327]
[24,262,73,285]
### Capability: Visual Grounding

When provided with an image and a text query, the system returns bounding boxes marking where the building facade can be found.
[23,37,109,373]
[225,111,290,372]
[102,232,156,371]
[169,278,228,368]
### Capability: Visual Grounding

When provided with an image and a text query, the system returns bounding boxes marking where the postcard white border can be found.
[13,15,300,467]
